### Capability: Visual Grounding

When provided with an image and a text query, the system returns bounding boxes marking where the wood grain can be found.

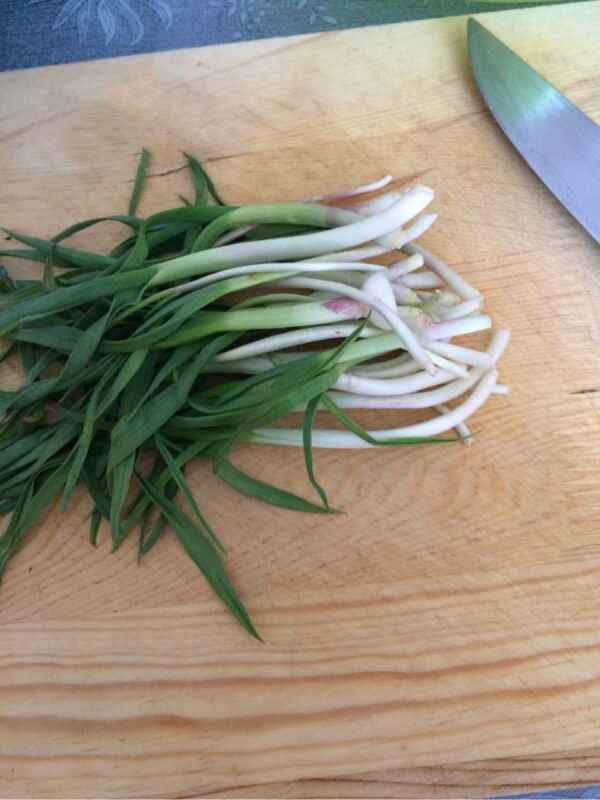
[205,749,600,798]
[1,2,600,797]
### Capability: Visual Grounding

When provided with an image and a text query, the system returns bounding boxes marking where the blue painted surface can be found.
[499,789,600,799]
[0,0,567,71]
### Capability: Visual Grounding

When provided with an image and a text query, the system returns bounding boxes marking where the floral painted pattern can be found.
[11,1,583,73]
[207,0,336,38]
[28,0,337,49]
[28,0,173,44]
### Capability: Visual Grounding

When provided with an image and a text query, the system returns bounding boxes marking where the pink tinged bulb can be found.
[322,296,364,318]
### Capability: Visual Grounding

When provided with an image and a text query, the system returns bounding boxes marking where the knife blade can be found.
[467,17,600,244]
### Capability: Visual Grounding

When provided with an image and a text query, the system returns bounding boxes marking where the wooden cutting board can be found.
[1,2,600,797]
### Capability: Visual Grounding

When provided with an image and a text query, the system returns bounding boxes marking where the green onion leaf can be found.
[302,393,329,508]
[128,148,151,216]
[135,469,260,640]
[215,459,336,514]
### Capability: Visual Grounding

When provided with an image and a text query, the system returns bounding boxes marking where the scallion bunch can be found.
[0,151,509,638]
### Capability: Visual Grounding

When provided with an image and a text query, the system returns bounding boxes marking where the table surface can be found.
[1,2,600,798]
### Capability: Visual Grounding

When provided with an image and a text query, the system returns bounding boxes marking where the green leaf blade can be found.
[216,459,336,515]
[128,148,151,216]
[135,470,260,640]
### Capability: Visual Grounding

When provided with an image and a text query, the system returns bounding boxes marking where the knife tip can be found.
[467,17,491,58]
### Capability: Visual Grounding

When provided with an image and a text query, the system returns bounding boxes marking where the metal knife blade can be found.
[467,18,600,244]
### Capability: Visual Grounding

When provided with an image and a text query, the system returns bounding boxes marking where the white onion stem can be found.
[486,328,511,363]
[437,297,483,320]
[252,368,498,448]
[174,261,387,292]
[428,352,469,379]
[403,243,480,300]
[302,174,392,202]
[276,276,435,374]
[302,245,391,263]
[213,223,257,247]
[151,186,435,287]
[435,403,473,445]
[386,254,425,278]
[427,341,493,369]
[326,371,481,409]
[214,324,382,362]
[333,368,456,396]
[400,271,444,289]
[349,356,419,379]
[424,315,492,341]
[350,192,402,215]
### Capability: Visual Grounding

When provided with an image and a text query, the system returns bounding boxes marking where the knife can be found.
[467,18,600,244]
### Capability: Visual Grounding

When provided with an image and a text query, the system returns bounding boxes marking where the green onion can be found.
[0,150,509,639]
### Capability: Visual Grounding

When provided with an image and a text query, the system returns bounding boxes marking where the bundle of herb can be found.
[0,151,509,638]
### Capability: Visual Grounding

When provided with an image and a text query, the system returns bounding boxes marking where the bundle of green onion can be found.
[0,151,509,638]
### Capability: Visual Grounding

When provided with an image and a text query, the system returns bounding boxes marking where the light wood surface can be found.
[1,2,600,797]
[206,748,600,798]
